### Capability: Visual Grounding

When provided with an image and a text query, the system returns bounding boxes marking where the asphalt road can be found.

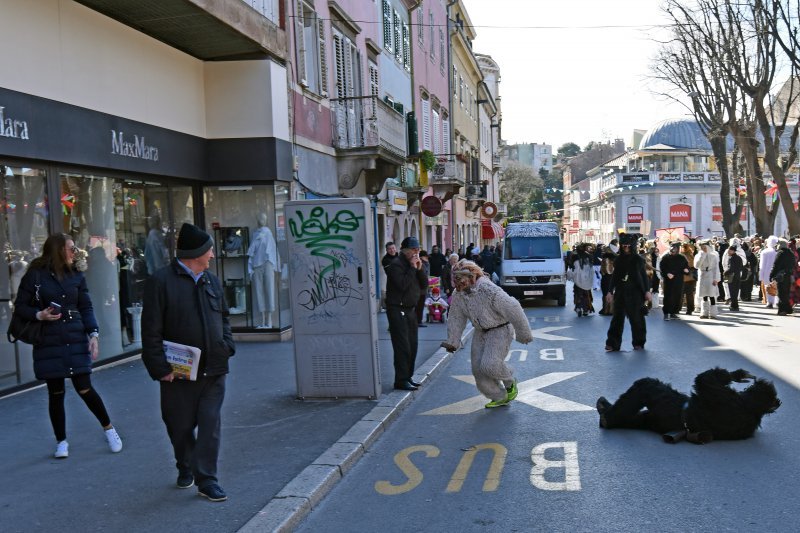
[296,297,800,533]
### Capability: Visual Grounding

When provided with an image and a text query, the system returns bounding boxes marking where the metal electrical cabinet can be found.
[286,198,380,399]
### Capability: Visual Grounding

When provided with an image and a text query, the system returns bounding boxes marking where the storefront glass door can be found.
[0,164,49,389]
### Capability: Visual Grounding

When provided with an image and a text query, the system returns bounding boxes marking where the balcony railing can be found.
[430,157,465,184]
[330,95,406,158]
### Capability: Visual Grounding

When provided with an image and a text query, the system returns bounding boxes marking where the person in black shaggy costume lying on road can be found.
[596,367,780,444]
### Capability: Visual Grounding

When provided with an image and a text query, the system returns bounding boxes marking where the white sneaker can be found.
[54,440,69,459]
[104,427,123,453]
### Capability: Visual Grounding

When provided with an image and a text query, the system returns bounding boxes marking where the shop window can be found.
[0,164,49,389]
[203,184,289,330]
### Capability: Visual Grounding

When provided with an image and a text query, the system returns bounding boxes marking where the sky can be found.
[461,0,691,151]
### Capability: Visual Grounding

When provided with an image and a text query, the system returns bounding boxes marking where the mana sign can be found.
[669,204,692,222]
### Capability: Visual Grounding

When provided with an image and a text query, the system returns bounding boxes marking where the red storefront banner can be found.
[669,204,692,222]
[627,206,643,223]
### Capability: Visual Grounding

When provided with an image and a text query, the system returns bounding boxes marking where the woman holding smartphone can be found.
[14,233,122,459]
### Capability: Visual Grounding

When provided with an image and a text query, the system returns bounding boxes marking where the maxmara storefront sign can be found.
[111,130,159,161]
[0,105,29,140]
[0,86,292,182]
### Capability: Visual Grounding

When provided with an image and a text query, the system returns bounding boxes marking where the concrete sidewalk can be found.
[0,312,470,533]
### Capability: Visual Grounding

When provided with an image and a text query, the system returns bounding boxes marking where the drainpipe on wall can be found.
[446,0,458,252]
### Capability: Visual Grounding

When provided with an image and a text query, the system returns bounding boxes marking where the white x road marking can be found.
[420,373,594,415]
[530,326,575,341]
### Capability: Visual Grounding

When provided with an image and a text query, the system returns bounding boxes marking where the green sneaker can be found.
[484,398,510,408]
[505,381,518,402]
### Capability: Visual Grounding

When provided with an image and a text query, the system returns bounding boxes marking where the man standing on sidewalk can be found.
[385,237,428,391]
[142,223,236,502]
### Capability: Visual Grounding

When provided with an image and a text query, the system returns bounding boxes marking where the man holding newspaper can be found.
[142,223,236,503]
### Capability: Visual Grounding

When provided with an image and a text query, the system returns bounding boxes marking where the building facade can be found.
[566,118,800,245]
[0,0,291,392]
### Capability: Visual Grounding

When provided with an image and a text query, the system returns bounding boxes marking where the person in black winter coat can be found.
[724,245,744,312]
[385,237,428,391]
[142,223,235,502]
[14,233,122,459]
[770,240,796,316]
[605,233,652,351]
[428,245,447,277]
[659,242,690,320]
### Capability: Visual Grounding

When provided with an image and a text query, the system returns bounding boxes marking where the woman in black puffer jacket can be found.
[14,233,122,459]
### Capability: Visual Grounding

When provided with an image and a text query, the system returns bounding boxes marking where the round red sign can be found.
[421,195,443,217]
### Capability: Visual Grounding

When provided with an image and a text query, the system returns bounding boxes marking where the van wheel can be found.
[557,288,567,307]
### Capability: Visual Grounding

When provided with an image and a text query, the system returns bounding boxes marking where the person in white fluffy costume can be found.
[441,260,534,408]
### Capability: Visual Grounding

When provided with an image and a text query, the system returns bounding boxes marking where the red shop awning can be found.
[481,219,505,240]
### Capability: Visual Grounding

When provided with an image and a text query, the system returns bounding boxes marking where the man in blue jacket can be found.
[142,223,235,502]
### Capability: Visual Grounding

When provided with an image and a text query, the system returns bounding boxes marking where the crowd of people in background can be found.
[565,233,800,320]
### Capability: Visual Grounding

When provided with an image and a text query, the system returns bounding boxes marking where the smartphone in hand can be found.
[49,302,62,313]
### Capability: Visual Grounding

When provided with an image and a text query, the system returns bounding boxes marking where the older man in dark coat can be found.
[142,223,235,502]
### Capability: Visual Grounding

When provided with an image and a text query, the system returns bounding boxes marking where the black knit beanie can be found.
[176,223,213,259]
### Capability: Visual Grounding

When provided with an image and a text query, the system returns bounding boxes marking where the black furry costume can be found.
[596,367,780,444]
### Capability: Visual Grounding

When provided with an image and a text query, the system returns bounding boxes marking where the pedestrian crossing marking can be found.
[420,373,594,415]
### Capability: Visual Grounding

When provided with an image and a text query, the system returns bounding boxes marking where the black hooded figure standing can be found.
[605,233,652,351]
[659,242,689,320]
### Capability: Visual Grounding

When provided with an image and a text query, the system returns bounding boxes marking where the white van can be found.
[499,222,567,306]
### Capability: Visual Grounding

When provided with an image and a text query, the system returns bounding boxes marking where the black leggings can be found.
[46,374,111,442]
[702,296,716,305]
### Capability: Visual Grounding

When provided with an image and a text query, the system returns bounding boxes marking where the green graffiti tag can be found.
[289,206,365,284]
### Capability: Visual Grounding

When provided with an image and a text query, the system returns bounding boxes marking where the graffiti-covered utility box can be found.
[286,198,380,399]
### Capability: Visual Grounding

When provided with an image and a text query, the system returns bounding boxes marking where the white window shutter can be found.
[430,12,435,59]
[295,2,307,86]
[442,116,451,155]
[432,109,440,155]
[439,28,445,73]
[421,98,431,151]
[317,18,328,96]
[334,33,345,98]
[383,1,392,53]
[402,23,410,71]
[394,11,402,62]
[369,62,379,97]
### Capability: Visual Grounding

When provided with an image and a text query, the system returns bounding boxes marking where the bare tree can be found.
[655,0,745,237]
[654,0,797,236]
[761,0,800,234]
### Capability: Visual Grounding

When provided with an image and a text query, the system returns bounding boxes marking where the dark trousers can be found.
[606,289,647,349]
[728,276,741,310]
[777,277,793,313]
[682,281,696,313]
[46,373,111,442]
[600,274,613,313]
[160,375,226,488]
[740,276,754,301]
[387,306,418,384]
[662,277,684,315]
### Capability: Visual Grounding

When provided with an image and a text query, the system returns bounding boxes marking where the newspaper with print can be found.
[163,340,202,381]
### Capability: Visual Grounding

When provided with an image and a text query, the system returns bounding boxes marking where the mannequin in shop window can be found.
[248,213,280,328]
[144,215,169,276]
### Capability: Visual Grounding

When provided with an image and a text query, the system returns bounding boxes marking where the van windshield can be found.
[505,236,561,260]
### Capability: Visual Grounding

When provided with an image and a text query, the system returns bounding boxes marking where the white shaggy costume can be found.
[444,276,533,401]
[694,246,720,318]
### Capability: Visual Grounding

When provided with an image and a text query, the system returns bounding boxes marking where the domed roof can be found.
[640,118,711,150]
